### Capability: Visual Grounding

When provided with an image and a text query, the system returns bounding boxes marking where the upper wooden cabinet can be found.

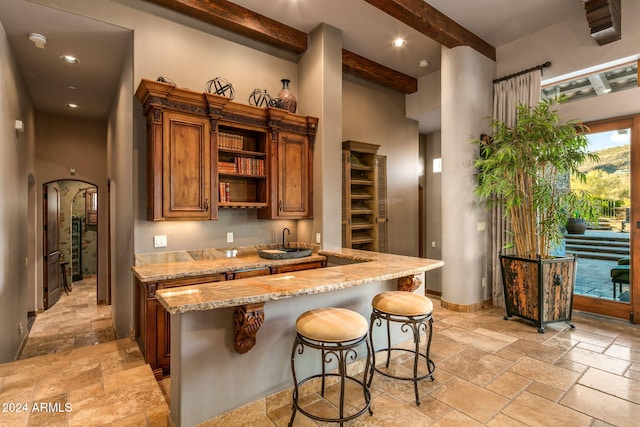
[259,115,317,219]
[135,79,318,220]
[162,110,212,220]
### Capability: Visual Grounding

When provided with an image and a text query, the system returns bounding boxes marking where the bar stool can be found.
[368,291,435,405]
[289,307,372,426]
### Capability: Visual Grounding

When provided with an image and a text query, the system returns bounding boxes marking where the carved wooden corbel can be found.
[397,275,421,292]
[233,303,265,354]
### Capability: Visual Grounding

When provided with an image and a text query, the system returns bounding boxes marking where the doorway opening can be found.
[573,115,640,322]
[43,179,99,310]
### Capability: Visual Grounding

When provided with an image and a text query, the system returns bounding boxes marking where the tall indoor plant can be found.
[473,98,598,332]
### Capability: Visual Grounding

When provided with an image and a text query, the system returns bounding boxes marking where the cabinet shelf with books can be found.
[217,126,268,208]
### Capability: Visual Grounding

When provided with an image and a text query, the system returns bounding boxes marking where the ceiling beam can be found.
[142,0,308,54]
[362,0,496,61]
[142,0,418,93]
[343,50,417,94]
[584,0,621,46]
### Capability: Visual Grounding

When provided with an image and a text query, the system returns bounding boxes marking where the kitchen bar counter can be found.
[162,248,444,426]
[154,248,443,314]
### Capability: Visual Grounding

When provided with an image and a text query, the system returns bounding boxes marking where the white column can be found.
[298,24,343,249]
[440,45,495,307]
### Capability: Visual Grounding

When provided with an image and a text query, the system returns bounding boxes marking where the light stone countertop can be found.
[153,248,444,314]
[132,252,327,283]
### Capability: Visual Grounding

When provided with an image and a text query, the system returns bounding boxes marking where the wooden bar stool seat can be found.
[289,307,372,426]
[368,291,435,405]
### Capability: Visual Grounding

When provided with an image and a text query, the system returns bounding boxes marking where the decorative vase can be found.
[278,79,297,113]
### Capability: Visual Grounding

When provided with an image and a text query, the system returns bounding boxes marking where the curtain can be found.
[490,70,542,307]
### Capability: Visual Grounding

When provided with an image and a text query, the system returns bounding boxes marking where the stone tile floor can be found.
[18,278,115,359]
[203,302,640,427]
[0,279,170,426]
[4,278,640,426]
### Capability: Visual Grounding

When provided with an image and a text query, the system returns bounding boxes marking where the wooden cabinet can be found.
[260,129,314,218]
[342,141,388,251]
[163,111,213,219]
[217,126,268,208]
[135,78,317,220]
[271,260,325,274]
[135,273,227,379]
[134,259,326,379]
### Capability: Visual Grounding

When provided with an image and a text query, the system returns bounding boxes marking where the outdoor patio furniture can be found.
[610,261,629,299]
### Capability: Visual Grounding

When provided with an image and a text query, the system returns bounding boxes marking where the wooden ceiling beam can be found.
[362,0,496,61]
[142,0,308,54]
[343,50,417,94]
[584,0,621,46]
[141,0,418,93]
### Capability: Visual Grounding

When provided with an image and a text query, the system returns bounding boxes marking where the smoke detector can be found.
[28,33,47,49]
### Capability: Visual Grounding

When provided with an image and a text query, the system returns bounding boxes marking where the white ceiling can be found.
[0,0,588,120]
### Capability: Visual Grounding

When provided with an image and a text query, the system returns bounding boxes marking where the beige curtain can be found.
[490,70,542,307]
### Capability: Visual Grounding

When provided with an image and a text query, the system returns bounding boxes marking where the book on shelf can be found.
[219,182,231,202]
[217,161,237,173]
[218,132,244,151]
[234,157,264,175]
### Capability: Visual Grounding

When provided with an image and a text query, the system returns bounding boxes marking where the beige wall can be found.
[0,21,36,362]
[343,76,420,256]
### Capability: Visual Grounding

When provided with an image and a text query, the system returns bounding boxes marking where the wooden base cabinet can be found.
[135,274,226,379]
[134,260,326,379]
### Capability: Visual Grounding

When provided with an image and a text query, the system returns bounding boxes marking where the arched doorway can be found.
[42,179,99,309]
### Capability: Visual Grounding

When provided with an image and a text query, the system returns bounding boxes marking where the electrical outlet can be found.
[18,322,23,335]
[153,235,167,248]
[482,277,487,288]
[227,232,234,243]
[431,241,436,248]
[316,233,321,244]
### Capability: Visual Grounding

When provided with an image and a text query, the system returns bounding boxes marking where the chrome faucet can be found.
[282,227,290,248]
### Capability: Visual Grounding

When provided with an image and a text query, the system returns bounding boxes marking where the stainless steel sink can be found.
[258,247,312,259]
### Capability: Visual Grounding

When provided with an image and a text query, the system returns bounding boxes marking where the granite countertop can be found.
[131,243,325,283]
[154,248,444,314]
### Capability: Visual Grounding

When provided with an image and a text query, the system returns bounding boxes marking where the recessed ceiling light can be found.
[419,60,430,68]
[68,85,77,90]
[66,103,79,109]
[60,55,80,64]
[393,38,406,47]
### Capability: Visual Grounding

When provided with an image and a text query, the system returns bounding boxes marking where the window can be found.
[85,188,97,225]
[542,60,638,103]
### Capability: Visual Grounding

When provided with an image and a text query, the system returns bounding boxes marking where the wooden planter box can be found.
[499,254,577,333]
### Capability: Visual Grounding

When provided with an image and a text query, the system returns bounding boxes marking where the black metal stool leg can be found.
[369,307,436,406]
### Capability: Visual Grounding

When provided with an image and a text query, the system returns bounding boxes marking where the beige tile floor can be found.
[4,278,640,426]
[0,279,170,426]
[203,301,640,427]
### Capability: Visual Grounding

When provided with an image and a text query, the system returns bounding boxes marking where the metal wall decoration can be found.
[248,89,273,108]
[205,77,235,99]
[156,76,176,85]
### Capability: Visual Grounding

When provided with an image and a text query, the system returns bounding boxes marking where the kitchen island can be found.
[151,248,443,427]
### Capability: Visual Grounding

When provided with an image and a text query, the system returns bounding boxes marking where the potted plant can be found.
[566,193,601,235]
[473,98,599,332]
